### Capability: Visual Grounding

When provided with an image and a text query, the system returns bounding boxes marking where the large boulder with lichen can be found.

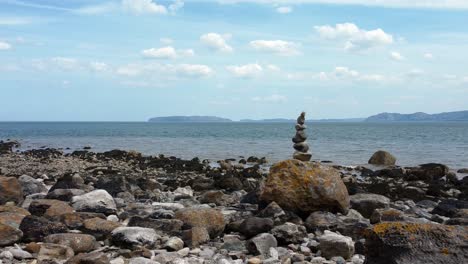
[260,159,350,216]
[364,222,468,264]
[368,150,396,166]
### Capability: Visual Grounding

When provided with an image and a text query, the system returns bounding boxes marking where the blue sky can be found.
[0,0,467,121]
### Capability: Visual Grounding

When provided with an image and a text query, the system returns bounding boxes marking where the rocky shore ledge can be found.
[0,140,467,264]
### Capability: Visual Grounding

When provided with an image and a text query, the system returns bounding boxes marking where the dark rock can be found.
[364,222,468,264]
[350,193,390,218]
[368,150,396,166]
[28,199,74,219]
[46,189,86,202]
[128,216,183,235]
[0,176,23,205]
[408,163,449,182]
[0,140,20,154]
[432,199,468,217]
[19,215,68,242]
[239,217,274,238]
[49,173,88,192]
[271,222,307,245]
[457,168,468,173]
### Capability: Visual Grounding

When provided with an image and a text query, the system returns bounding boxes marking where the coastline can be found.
[0,141,467,263]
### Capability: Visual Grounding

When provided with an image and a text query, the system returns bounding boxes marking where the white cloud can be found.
[249,40,300,56]
[116,63,213,78]
[424,53,434,59]
[0,17,32,25]
[175,64,213,77]
[315,23,393,51]
[169,0,184,13]
[390,51,405,61]
[226,63,263,78]
[142,46,194,59]
[292,66,385,82]
[89,62,109,72]
[251,94,287,103]
[122,0,168,14]
[217,1,468,10]
[51,57,79,70]
[276,6,292,13]
[0,41,12,50]
[200,33,233,53]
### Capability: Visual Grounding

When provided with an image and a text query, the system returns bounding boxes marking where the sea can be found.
[0,122,467,169]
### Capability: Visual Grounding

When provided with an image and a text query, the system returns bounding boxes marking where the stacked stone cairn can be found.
[292,112,312,161]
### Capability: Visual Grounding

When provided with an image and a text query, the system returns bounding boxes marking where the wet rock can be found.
[247,233,278,258]
[0,176,23,205]
[368,151,396,166]
[71,189,117,215]
[457,168,468,173]
[65,252,110,264]
[81,217,121,240]
[182,227,210,247]
[271,222,307,245]
[260,159,350,216]
[111,227,160,248]
[239,217,274,238]
[29,199,74,218]
[37,243,75,263]
[44,233,97,253]
[318,230,355,260]
[0,223,23,246]
[175,208,225,238]
[350,193,390,218]
[19,215,67,242]
[408,163,449,182]
[365,222,468,264]
[18,175,48,195]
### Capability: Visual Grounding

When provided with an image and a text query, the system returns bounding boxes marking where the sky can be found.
[0,0,467,121]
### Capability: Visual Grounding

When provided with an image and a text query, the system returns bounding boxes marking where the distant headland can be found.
[148,110,468,123]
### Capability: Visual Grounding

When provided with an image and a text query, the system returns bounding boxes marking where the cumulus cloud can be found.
[291,66,385,82]
[122,0,168,14]
[142,46,194,59]
[249,40,300,56]
[251,94,287,103]
[0,41,12,50]
[116,63,213,78]
[226,63,263,78]
[314,23,393,51]
[390,51,405,61]
[169,0,184,13]
[276,6,292,13]
[200,33,233,53]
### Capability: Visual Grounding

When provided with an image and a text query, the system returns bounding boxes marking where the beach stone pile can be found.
[0,141,466,264]
[292,112,312,162]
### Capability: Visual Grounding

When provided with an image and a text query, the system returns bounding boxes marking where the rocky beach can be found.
[0,137,467,264]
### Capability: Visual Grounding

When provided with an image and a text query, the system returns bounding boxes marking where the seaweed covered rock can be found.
[364,222,468,264]
[260,159,350,216]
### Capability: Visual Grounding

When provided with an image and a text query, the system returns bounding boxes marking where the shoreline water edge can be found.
[0,140,467,263]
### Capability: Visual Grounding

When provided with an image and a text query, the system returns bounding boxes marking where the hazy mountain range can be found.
[148,111,468,123]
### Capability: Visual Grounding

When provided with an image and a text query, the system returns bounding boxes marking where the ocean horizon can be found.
[1,121,467,169]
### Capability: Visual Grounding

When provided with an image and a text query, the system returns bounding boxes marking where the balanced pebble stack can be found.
[292,112,312,161]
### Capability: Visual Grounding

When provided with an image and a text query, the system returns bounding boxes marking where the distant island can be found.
[148,110,468,123]
[365,110,468,122]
